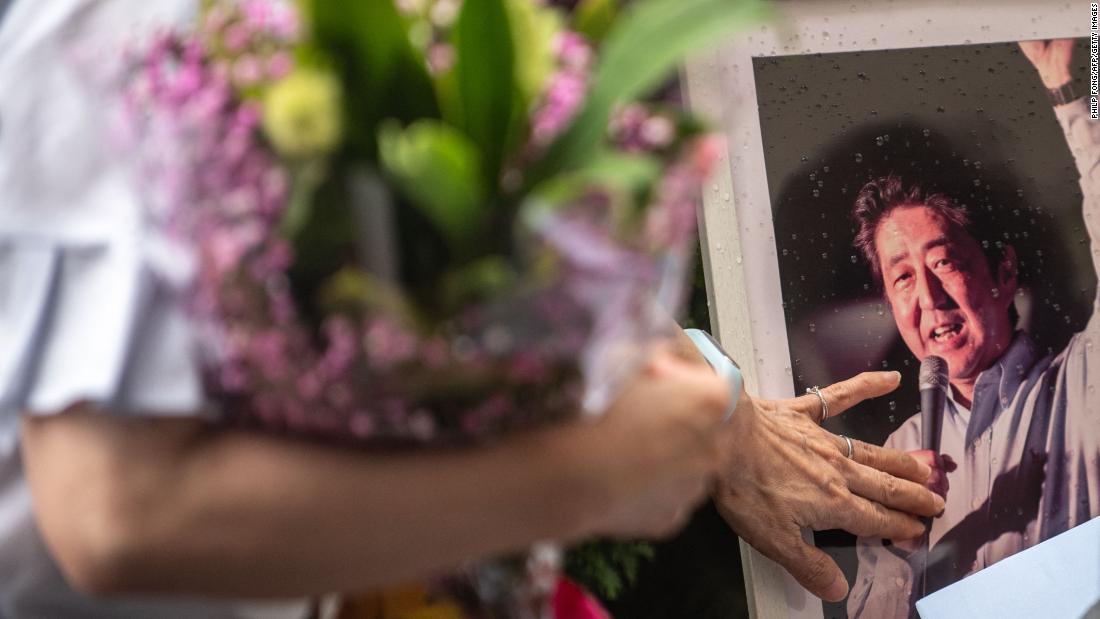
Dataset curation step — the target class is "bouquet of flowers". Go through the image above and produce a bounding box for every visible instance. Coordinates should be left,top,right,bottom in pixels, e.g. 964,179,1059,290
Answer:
116,0,763,615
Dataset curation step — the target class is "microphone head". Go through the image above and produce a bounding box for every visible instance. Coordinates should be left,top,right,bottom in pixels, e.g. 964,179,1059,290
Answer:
919,355,949,391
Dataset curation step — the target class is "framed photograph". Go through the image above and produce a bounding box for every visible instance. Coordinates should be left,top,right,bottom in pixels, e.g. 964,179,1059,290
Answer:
683,2,1093,618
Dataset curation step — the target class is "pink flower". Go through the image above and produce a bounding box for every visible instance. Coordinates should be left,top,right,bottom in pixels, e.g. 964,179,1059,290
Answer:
530,30,592,147
427,43,455,74
241,0,272,30
223,24,252,53
206,228,249,274
509,351,548,382
233,55,264,86
296,372,323,401
364,319,418,368
556,32,592,71
349,413,376,438
532,72,588,145
266,51,293,79
268,6,301,40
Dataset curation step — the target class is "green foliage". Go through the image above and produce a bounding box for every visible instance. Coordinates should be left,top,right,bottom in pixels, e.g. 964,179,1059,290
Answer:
304,0,438,159
527,150,662,230
440,256,519,312
378,120,488,256
528,0,768,189
280,160,328,240
565,539,656,601
293,0,769,328
452,0,517,192
505,0,562,104
319,266,423,325
573,0,619,44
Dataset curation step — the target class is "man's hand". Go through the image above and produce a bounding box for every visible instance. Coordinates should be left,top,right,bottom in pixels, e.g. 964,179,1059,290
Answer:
907,449,956,499
1019,39,1074,90
713,372,945,602
891,450,957,555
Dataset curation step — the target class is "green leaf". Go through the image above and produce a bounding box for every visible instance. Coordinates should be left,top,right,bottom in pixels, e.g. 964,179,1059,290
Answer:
532,150,661,206
573,0,619,44
319,266,422,326
505,0,562,104
528,0,768,188
378,120,487,253
279,160,328,240
580,151,663,193
565,539,656,601
440,255,518,312
452,0,516,191
305,0,438,158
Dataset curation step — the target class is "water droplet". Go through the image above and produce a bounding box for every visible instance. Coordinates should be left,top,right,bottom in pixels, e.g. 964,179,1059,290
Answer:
888,401,897,411
854,152,863,163
809,322,817,333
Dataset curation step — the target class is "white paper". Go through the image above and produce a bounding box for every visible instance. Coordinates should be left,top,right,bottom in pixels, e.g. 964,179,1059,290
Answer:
916,517,1100,619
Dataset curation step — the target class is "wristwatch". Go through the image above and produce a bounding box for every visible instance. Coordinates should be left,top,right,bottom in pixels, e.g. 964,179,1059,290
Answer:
684,329,743,422
1048,80,1083,107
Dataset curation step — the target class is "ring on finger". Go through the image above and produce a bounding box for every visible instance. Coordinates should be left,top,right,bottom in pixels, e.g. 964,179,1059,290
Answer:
839,434,855,460
805,385,830,424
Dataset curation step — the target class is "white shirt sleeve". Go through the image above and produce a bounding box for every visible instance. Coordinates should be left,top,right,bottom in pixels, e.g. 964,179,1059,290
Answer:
0,0,206,446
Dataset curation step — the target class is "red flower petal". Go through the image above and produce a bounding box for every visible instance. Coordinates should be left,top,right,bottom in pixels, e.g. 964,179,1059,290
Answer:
552,578,613,619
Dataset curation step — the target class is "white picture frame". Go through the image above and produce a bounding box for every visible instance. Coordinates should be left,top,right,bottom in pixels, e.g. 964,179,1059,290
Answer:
682,2,1089,618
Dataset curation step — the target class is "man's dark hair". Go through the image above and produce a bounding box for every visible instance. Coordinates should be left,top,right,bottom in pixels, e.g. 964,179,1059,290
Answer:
852,174,973,282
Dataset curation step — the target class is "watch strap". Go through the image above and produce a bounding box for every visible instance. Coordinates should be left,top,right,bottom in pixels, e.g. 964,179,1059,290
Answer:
1049,80,1083,107
684,329,743,422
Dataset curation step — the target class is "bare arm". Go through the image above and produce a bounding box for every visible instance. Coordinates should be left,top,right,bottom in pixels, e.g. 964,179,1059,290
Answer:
22,349,732,599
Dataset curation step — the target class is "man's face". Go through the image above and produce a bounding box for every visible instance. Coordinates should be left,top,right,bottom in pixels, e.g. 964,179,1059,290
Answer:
875,205,1017,383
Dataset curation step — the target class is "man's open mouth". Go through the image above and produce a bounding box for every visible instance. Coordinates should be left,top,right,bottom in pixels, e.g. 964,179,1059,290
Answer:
929,323,963,343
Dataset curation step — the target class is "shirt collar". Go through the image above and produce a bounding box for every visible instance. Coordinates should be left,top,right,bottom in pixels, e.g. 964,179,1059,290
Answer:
962,331,1036,444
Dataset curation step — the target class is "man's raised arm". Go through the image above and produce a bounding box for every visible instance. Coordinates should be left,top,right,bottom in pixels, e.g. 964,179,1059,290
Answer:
1021,40,1100,290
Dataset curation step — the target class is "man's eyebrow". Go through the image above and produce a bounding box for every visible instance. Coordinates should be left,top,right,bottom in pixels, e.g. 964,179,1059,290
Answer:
884,236,952,270
922,236,951,253
887,251,908,269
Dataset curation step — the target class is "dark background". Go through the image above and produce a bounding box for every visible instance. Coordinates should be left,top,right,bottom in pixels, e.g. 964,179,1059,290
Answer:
611,39,1095,619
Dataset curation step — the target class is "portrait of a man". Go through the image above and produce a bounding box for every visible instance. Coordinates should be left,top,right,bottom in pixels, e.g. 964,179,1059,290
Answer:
752,37,1100,618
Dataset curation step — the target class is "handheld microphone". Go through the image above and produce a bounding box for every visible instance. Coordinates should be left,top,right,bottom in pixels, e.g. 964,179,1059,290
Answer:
919,356,949,453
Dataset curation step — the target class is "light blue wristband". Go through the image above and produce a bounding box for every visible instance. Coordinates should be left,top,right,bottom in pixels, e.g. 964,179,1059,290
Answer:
684,329,743,422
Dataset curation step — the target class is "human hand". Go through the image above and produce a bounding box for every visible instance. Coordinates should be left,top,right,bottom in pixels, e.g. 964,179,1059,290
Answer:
908,450,956,499
890,450,956,555
713,372,945,602
1019,39,1074,89
573,345,732,540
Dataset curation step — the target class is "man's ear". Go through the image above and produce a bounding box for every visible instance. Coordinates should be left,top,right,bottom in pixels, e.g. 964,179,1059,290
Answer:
998,245,1019,292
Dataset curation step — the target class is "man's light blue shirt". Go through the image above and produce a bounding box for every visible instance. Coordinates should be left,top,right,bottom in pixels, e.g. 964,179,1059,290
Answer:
849,98,1100,618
